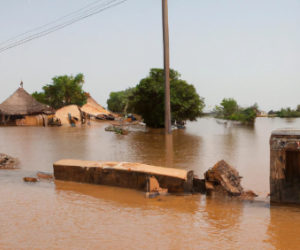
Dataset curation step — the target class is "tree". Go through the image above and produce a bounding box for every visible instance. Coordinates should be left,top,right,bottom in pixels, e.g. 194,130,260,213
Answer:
220,98,238,117
32,73,86,109
107,87,135,113
214,98,257,124
128,68,205,128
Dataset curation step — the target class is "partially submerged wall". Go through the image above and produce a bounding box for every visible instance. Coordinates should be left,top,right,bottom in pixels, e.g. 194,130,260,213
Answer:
270,129,300,204
53,159,194,193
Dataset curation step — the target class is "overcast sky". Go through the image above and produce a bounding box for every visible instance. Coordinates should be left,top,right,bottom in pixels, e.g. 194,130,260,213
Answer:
0,0,299,111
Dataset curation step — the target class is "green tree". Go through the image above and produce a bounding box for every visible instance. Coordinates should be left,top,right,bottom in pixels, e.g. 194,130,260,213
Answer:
214,98,257,124
32,73,86,109
220,98,238,117
128,68,205,128
107,87,135,113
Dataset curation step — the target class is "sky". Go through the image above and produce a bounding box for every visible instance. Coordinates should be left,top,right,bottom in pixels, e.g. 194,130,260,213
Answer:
0,0,299,112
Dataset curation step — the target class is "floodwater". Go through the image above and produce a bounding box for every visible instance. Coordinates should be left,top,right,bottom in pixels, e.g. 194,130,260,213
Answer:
1,117,300,249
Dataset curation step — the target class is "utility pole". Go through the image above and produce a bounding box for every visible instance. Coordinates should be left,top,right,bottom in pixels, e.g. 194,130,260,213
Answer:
162,0,172,134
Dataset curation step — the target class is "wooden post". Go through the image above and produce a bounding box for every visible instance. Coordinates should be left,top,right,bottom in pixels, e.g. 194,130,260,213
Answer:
162,0,172,134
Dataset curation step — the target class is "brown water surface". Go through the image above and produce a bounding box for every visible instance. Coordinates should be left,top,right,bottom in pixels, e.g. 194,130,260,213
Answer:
1,117,300,249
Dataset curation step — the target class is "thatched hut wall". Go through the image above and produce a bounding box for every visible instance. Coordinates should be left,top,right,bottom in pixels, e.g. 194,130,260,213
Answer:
54,105,82,126
0,87,54,126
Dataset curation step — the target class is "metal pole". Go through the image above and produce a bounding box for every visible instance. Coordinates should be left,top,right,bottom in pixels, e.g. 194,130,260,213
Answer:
162,0,172,134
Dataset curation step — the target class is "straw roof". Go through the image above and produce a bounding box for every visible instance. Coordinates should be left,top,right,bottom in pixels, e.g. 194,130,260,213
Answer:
81,95,112,116
0,87,54,115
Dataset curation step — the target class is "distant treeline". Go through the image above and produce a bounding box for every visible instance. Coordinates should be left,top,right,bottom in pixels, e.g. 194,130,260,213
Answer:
269,106,300,118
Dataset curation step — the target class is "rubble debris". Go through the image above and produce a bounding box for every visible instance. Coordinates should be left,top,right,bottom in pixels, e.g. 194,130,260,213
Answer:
205,181,215,191
146,176,168,198
204,160,243,196
23,177,38,182
37,172,54,180
0,153,19,169
204,160,257,198
240,190,258,200
105,125,129,135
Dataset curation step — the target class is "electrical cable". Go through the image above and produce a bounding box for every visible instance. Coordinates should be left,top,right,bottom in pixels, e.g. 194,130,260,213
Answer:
0,0,107,46
0,0,127,54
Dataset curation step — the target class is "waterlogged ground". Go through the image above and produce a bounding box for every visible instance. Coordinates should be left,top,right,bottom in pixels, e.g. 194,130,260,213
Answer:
1,117,300,249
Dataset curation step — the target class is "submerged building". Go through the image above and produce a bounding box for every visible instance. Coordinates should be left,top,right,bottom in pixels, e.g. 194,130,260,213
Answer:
0,85,54,126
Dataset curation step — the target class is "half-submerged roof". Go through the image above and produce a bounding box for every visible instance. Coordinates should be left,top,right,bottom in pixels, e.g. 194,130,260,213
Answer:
81,94,112,116
0,87,54,115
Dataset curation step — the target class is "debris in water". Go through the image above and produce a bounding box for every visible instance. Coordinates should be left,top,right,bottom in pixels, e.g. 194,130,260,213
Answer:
105,125,128,135
23,177,38,183
37,172,54,180
0,153,19,169
204,160,257,198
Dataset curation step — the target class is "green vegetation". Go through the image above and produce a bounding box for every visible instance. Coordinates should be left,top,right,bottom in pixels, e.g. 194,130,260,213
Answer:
275,107,300,118
107,68,205,128
128,68,205,127
32,73,86,109
107,87,135,113
214,98,257,124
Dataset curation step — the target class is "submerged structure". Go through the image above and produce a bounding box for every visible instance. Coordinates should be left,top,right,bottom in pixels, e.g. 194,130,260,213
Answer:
0,85,53,126
270,129,300,204
54,159,194,194
81,94,115,120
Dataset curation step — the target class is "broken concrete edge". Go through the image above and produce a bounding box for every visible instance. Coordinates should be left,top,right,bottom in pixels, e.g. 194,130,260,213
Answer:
53,159,191,181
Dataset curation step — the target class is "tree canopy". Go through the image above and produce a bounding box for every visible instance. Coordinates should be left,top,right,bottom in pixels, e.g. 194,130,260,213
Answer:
32,73,87,109
127,68,205,128
107,87,135,113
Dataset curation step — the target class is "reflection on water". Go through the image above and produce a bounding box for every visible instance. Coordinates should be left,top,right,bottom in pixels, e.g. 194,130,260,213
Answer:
1,117,300,249
268,204,300,249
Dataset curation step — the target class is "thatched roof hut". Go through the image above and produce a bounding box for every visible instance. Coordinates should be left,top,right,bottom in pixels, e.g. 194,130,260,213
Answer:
0,87,53,116
81,94,115,119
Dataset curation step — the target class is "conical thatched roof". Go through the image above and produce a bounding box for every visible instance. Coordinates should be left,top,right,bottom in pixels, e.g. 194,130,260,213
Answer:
0,87,54,115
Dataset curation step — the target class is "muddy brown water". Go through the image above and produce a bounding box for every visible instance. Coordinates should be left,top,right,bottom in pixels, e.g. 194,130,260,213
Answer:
1,117,300,249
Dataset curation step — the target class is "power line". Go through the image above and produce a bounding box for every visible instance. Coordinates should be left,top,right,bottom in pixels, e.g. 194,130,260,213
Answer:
0,0,127,54
0,0,124,52
0,0,107,46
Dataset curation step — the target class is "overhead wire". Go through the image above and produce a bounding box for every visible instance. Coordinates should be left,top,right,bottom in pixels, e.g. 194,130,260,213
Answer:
0,0,108,46
0,0,123,51
0,0,127,54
